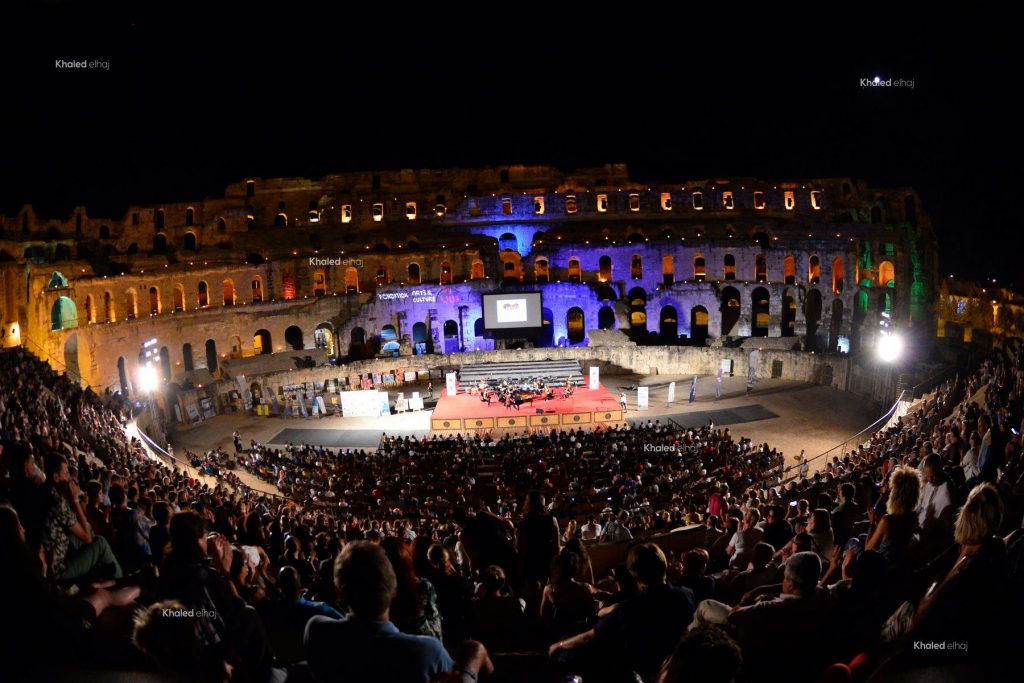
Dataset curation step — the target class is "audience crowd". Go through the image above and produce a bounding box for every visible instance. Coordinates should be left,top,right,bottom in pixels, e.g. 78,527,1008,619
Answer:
3,340,1024,682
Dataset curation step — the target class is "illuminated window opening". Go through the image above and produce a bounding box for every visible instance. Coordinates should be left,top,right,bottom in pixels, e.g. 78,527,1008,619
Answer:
372,203,384,221
811,190,823,210
631,254,643,280
568,258,581,283
662,254,674,285
533,197,545,214
435,203,447,217
440,261,452,285
405,202,417,220
628,193,641,211
691,192,704,210
755,254,767,282
566,195,578,214
722,191,735,210
660,193,673,211
724,254,736,281
197,281,209,307
784,191,795,210
471,260,485,279
753,191,766,209
809,256,821,284
693,255,706,282
501,198,512,215
783,255,796,284
597,194,608,212
341,204,353,223
535,258,549,283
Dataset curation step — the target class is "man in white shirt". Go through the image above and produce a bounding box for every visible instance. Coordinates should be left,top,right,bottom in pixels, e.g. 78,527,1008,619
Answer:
726,509,764,569
580,514,602,541
918,453,955,556
961,431,982,483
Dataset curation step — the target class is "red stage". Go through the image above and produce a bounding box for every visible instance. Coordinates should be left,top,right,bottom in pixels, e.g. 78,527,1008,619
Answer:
430,384,624,433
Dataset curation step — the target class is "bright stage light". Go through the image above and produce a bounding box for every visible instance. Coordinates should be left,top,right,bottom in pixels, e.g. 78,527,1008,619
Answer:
138,364,160,393
877,333,903,363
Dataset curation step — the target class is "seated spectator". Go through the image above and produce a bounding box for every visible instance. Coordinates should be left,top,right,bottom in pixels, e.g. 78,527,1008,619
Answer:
916,452,956,559
550,543,696,683
381,536,444,640
305,541,492,683
580,514,602,541
425,543,473,645
887,483,1011,678
148,500,172,567
761,505,794,552
42,452,122,582
729,542,780,602
133,600,231,683
470,565,525,652
540,550,600,635
807,508,836,566
107,482,154,572
676,548,715,605
657,625,743,683
830,483,860,549
865,465,920,573
728,552,830,680
261,565,342,663
823,550,898,664
726,509,764,570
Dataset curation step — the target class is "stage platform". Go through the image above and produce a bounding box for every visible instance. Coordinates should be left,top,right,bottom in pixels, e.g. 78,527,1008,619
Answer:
431,384,623,433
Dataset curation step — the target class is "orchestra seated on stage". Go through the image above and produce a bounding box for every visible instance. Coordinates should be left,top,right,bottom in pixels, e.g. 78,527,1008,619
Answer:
472,375,581,409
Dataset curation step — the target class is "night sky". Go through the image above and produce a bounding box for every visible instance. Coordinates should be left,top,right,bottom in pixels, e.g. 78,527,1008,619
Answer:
2,7,1016,283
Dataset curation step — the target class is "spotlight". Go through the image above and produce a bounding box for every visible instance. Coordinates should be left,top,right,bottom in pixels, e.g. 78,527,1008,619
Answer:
877,333,903,363
138,364,160,393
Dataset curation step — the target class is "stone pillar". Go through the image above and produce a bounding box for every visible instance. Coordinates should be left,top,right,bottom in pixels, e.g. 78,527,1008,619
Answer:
738,286,752,336
427,308,440,354
768,286,782,337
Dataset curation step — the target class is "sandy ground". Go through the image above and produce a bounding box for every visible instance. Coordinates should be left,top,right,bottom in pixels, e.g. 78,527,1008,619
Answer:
167,374,882,495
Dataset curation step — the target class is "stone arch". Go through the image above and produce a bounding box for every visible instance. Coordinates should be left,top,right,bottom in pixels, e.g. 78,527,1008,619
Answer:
182,343,194,372
599,255,613,282
153,232,168,253
752,231,770,251
83,294,95,324
313,270,328,295
104,290,115,322
408,262,421,284
659,305,678,341
117,356,128,394
808,255,821,284
250,276,263,303
598,305,616,330
662,254,675,285
784,255,796,285
148,286,160,314
197,280,209,307
596,284,617,302
125,289,138,319
254,329,272,355
690,305,709,344
439,261,452,285
285,325,304,350
205,339,218,371
567,307,585,345
782,287,797,337
498,232,518,252
173,284,186,311
751,286,770,337
829,299,844,351
755,253,767,282
628,287,648,333
540,307,555,347
878,260,895,288
471,259,485,279
412,322,429,354
443,319,459,353
183,231,198,252
64,333,80,381
314,322,337,356
693,254,705,282
832,256,845,294
160,346,172,381
720,286,741,336
805,288,823,341
344,267,359,293
223,279,236,306
630,254,643,280
534,258,549,283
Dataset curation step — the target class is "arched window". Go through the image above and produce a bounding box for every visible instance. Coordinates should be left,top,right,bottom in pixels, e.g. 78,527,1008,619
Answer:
808,256,821,284
755,254,767,283
51,296,78,331
720,286,741,336
205,339,218,372
275,213,288,227
375,267,388,286
535,258,549,283
439,261,452,285
250,277,263,303
183,232,197,252
566,307,585,345
471,260,485,279
84,295,95,324
631,254,643,280
104,291,115,322
724,254,736,281
408,263,421,284
751,287,770,337
149,286,160,315
282,273,296,300
693,254,705,282
285,325,304,350
568,258,581,283
662,255,674,286
253,330,272,355
313,270,327,296
784,255,796,285
198,281,209,307
185,207,195,226
182,343,194,372
832,257,845,294
223,279,236,306
153,233,168,253
878,261,895,287
344,267,359,293
174,284,186,311
125,290,137,320
599,255,612,282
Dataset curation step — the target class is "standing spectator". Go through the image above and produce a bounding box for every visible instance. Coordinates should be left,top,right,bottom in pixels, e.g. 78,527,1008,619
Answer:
599,510,633,544
961,431,982,486
830,483,860,549
517,490,560,608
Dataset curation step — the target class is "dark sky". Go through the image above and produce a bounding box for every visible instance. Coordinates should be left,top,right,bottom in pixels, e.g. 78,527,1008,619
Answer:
2,6,1017,282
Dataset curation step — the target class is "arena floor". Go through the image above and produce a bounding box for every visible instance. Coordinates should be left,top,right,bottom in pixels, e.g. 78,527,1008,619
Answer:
165,373,883,497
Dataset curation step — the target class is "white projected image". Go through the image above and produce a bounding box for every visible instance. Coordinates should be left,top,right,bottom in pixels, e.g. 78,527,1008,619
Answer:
496,298,529,323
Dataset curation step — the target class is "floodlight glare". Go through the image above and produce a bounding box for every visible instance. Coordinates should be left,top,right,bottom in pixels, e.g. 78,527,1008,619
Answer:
138,364,160,393
877,333,903,363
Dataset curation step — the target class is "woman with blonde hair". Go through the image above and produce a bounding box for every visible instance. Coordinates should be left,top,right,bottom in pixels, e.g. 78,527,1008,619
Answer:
865,465,920,570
